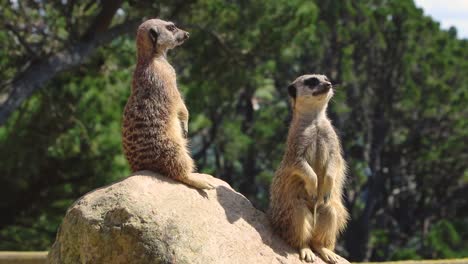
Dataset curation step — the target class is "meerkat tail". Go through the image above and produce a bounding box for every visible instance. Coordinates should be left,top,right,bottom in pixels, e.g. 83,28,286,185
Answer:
179,174,215,190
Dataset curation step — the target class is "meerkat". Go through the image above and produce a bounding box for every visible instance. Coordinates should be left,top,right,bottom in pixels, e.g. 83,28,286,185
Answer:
122,19,214,190
269,74,349,263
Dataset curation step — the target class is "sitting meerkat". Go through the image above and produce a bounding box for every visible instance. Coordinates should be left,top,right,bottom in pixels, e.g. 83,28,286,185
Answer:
122,19,214,190
269,74,348,263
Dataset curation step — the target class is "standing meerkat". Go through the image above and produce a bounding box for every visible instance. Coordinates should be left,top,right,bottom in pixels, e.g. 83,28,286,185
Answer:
122,19,214,190
269,74,348,263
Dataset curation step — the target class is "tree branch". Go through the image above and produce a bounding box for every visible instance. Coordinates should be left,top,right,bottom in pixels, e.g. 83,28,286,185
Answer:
4,23,38,58
82,0,123,41
0,19,140,126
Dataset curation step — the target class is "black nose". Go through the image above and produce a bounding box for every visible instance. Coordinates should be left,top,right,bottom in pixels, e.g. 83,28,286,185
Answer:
325,82,332,87
184,32,190,39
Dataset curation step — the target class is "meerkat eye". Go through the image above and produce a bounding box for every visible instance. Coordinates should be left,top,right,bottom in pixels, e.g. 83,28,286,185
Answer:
304,77,320,87
166,25,177,32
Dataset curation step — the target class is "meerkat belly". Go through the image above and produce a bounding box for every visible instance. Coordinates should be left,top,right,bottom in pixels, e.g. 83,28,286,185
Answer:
167,111,185,140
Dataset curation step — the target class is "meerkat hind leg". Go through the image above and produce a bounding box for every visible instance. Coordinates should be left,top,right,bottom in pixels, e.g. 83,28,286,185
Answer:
293,203,316,262
311,204,340,264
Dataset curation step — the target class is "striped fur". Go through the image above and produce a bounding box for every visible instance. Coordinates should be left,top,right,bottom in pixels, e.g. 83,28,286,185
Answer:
122,19,214,190
269,74,348,263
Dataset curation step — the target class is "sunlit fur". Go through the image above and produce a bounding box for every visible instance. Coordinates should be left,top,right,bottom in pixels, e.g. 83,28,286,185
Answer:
269,74,349,263
122,19,214,190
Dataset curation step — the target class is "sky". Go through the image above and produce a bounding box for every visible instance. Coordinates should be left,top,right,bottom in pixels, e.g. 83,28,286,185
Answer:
414,0,468,39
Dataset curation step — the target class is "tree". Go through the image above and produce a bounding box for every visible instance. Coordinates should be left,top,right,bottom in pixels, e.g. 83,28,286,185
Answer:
0,0,466,260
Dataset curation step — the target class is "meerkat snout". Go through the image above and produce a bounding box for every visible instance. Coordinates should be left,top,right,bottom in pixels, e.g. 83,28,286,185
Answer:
175,31,189,44
312,81,332,96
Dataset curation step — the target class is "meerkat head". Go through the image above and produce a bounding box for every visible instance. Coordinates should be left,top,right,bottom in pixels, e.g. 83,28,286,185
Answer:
136,18,189,58
287,74,333,111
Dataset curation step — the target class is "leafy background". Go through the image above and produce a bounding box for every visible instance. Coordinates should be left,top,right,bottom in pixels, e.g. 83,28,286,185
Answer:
0,0,466,261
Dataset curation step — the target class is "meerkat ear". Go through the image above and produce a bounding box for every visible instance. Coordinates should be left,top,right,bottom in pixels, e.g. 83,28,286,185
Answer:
149,28,159,44
288,84,296,99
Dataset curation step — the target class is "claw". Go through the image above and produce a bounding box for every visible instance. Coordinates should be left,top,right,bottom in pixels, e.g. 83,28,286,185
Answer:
314,247,340,264
204,182,216,190
300,248,316,262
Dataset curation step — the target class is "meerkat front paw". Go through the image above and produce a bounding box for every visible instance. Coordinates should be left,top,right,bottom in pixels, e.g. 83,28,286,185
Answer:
180,120,188,138
300,247,316,262
305,183,318,202
303,172,318,201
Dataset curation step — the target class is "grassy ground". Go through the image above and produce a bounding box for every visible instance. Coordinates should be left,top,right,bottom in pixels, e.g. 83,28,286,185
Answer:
357,259,468,264
0,252,47,264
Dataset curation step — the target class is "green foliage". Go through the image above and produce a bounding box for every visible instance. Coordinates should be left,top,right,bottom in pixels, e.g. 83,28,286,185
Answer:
425,220,468,258
0,212,63,250
0,36,134,250
0,0,467,261
392,249,423,261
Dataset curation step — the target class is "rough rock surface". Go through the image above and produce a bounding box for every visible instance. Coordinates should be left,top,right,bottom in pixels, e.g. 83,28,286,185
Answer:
47,171,349,264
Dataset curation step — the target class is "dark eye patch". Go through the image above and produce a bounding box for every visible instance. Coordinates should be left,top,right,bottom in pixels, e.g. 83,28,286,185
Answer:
166,24,176,32
303,77,320,87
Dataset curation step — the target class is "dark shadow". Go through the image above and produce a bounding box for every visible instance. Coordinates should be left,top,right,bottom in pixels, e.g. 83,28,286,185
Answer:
195,188,209,199
215,185,295,258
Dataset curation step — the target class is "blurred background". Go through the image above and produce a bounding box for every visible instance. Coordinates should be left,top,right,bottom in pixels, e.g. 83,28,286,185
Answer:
0,0,467,261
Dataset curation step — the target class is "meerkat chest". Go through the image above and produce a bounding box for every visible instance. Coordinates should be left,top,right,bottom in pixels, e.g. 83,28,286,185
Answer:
304,123,333,173
153,60,177,85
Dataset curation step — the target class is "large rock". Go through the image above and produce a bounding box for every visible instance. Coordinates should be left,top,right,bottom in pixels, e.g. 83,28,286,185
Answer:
47,171,349,264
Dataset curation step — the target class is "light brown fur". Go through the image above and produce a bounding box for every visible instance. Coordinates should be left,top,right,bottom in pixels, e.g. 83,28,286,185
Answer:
269,74,349,263
122,19,214,190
